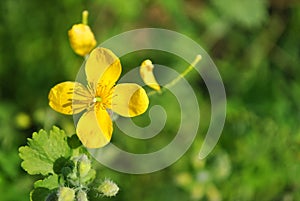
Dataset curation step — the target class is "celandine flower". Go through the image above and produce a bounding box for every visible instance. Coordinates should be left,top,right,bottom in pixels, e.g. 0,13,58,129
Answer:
48,47,149,148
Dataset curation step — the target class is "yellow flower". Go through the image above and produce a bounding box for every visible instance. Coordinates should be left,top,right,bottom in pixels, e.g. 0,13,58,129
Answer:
140,59,161,91
68,24,97,56
48,47,149,148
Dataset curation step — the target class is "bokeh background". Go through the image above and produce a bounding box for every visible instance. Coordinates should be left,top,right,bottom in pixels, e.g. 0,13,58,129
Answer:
1,0,300,200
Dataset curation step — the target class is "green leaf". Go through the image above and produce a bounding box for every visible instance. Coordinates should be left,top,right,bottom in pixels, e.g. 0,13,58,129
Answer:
34,175,59,190
53,157,75,176
67,134,82,149
30,188,57,201
19,126,72,175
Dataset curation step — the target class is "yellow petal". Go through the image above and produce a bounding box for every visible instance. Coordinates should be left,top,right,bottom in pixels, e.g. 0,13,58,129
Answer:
48,81,92,115
140,59,161,91
85,47,121,87
76,107,113,148
68,24,97,57
111,83,149,117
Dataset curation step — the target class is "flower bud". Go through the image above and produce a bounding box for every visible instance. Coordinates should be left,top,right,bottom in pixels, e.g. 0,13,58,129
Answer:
78,154,91,178
57,187,75,201
68,24,96,56
140,59,161,91
77,190,88,201
98,179,119,197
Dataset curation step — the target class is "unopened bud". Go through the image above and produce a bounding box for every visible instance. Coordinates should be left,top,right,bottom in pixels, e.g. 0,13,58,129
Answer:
98,179,119,197
68,24,97,56
77,190,88,201
78,154,91,178
140,59,161,91
57,187,75,201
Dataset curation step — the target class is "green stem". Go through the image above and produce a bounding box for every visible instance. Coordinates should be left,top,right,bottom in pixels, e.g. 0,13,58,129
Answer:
147,54,202,97
82,10,89,25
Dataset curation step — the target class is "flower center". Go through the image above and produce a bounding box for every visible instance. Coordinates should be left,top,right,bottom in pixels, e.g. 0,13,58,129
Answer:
93,97,102,103
94,83,114,109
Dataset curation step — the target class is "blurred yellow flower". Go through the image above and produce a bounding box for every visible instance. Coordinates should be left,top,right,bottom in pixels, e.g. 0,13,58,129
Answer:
48,47,149,148
140,59,161,91
68,11,97,57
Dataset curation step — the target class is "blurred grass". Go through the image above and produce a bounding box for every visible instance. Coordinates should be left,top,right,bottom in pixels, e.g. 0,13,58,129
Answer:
0,0,300,200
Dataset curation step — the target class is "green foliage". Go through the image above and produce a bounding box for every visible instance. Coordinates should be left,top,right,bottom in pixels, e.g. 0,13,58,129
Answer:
211,0,268,28
1,0,300,200
30,188,57,201
19,127,72,175
34,175,59,190
19,127,118,201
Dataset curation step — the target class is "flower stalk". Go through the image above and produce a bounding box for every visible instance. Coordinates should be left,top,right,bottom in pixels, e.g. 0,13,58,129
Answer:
82,10,89,25
147,54,202,96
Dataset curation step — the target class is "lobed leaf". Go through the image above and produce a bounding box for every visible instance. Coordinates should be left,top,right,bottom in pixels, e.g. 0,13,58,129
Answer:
19,126,72,175
34,174,59,190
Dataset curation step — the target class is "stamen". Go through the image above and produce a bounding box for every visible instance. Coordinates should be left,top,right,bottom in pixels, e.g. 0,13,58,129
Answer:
73,105,89,113
73,90,88,97
87,82,96,95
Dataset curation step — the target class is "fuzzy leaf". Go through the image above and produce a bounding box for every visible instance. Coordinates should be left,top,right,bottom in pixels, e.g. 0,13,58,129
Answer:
19,126,72,175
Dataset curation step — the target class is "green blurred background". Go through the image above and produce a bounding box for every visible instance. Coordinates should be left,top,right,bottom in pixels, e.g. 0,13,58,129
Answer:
1,0,300,200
